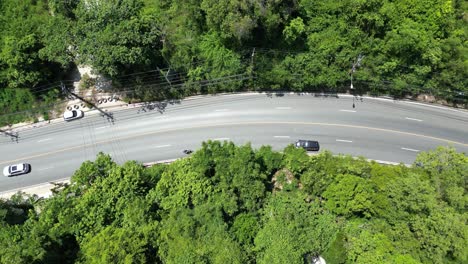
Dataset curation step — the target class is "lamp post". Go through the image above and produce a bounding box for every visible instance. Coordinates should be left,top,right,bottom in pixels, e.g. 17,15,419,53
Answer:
350,72,355,108
350,54,364,108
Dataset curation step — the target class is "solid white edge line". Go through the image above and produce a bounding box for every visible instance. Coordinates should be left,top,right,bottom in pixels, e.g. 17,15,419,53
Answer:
275,107,292,109
37,138,52,143
405,117,423,122
152,144,171,148
214,109,229,112
401,147,420,152
212,138,230,141
339,109,356,112
95,126,109,130
338,94,467,114
274,136,290,138
336,139,353,143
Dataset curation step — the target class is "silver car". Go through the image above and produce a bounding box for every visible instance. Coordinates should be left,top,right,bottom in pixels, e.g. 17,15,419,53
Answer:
63,110,84,121
3,163,31,177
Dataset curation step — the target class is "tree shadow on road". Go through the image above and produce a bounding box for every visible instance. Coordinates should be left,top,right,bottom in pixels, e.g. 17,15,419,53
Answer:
137,99,181,114
265,92,285,98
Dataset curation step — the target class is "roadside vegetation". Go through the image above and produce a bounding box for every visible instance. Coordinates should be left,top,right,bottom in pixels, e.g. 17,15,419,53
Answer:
0,0,467,126
0,143,466,263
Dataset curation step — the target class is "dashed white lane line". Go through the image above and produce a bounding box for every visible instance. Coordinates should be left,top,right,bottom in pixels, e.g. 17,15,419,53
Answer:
37,138,52,143
340,109,356,112
405,117,423,122
152,144,171,148
38,166,54,171
336,139,353,143
212,137,230,141
274,136,290,138
401,147,420,152
275,107,292,110
214,109,229,112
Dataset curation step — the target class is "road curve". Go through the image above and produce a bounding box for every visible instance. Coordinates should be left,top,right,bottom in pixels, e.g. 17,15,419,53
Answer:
0,93,467,192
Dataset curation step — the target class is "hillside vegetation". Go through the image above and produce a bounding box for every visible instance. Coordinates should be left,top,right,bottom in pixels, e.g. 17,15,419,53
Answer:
0,0,467,121
0,142,466,263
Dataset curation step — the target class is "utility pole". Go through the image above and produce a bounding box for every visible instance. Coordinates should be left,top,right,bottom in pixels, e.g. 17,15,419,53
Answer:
250,47,256,89
158,67,172,87
0,129,19,143
61,82,114,123
350,54,364,108
251,47,256,66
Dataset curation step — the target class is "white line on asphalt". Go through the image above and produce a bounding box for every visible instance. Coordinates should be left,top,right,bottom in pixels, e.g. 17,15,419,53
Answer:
212,137,230,141
38,166,54,171
336,139,353,143
214,109,229,112
401,147,420,152
402,100,468,114
340,109,356,113
152,144,171,148
274,136,290,138
95,126,109,130
275,107,292,110
405,117,423,122
37,138,52,143
338,94,468,114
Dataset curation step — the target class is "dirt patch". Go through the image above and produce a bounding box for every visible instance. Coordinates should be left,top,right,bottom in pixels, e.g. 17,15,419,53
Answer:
416,94,437,103
271,169,303,192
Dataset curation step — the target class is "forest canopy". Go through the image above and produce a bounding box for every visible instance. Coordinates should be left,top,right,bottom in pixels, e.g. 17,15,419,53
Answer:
0,143,466,263
0,0,467,108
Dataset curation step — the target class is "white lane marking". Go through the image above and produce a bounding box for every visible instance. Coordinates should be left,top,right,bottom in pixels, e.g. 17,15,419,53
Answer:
37,138,52,143
340,109,356,113
401,147,420,152
152,144,171,148
405,117,423,122
403,101,468,114
95,126,109,130
339,94,468,114
274,136,290,138
275,107,292,110
214,109,229,112
212,137,230,141
336,139,353,143
38,166,54,171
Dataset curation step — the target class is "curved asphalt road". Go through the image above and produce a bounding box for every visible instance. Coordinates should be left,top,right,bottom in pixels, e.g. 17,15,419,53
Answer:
0,93,467,192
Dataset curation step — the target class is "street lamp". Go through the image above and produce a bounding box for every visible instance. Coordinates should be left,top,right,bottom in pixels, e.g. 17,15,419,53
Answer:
350,54,364,108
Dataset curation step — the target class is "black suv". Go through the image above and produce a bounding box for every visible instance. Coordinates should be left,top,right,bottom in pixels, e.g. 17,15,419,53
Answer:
295,140,320,151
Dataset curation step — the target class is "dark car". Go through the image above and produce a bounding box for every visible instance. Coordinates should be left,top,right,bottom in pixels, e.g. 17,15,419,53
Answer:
295,140,320,151
3,163,31,177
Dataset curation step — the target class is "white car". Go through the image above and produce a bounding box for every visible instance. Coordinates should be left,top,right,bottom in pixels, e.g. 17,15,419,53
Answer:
63,110,84,121
3,163,31,177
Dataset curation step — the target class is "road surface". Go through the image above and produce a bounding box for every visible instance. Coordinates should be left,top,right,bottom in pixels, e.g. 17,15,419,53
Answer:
0,93,467,192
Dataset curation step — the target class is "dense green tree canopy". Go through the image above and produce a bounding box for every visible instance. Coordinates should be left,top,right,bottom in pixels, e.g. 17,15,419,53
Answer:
0,0,466,107
0,144,466,263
